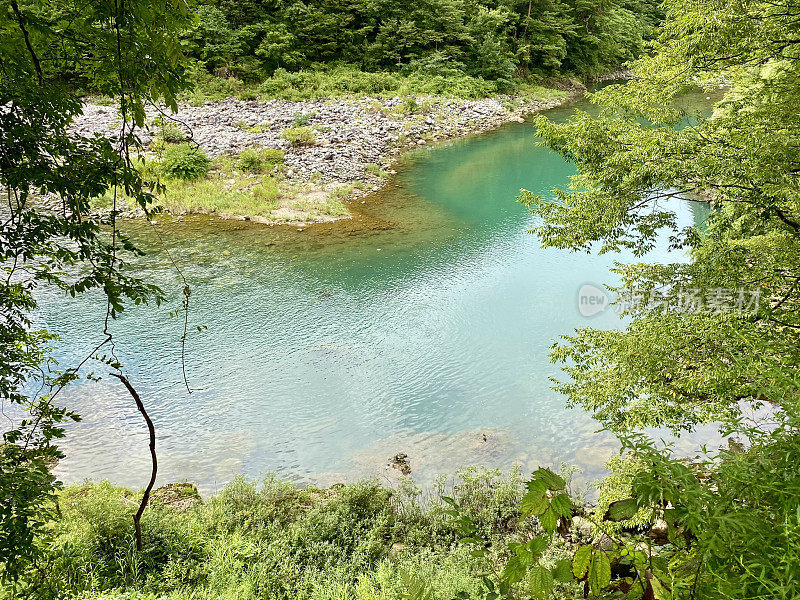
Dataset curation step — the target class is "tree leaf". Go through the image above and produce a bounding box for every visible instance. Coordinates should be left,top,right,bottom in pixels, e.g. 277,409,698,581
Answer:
589,549,611,595
650,575,672,600
532,468,566,490
529,535,549,554
604,498,638,522
552,559,573,583
572,545,592,578
521,488,548,518
502,556,527,585
539,507,558,533
551,493,573,518
529,565,554,600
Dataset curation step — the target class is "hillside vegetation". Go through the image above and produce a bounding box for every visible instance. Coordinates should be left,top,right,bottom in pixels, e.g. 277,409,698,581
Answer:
175,0,658,100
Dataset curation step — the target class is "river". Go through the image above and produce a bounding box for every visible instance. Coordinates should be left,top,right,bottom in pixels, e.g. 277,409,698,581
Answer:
36,90,720,494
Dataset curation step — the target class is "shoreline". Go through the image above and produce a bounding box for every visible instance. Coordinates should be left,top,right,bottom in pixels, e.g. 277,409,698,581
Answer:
68,84,586,227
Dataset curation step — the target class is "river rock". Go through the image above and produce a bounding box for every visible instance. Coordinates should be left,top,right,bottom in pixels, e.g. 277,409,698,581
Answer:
149,482,202,511
389,452,411,475
70,91,577,217
572,515,596,539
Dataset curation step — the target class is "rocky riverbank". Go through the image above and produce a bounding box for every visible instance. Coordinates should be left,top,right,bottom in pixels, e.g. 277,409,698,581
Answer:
70,87,580,225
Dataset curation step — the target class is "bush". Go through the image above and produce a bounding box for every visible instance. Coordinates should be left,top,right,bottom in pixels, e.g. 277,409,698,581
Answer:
255,65,503,100
158,143,211,180
398,96,419,115
31,469,541,600
236,148,284,173
280,126,317,147
292,111,315,127
156,120,187,143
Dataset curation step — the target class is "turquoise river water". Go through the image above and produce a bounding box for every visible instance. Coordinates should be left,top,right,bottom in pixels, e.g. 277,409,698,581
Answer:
36,92,720,494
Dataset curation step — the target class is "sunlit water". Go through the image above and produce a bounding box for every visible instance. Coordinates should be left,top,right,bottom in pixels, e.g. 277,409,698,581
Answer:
32,91,721,494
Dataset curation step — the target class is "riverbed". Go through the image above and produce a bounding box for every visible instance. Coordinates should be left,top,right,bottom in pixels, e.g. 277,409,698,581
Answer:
37,91,722,495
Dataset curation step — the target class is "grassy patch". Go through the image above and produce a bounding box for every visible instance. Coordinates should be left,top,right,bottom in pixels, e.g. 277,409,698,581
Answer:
183,64,568,104
157,171,283,217
365,163,388,178
237,148,285,174
92,150,348,223
26,468,581,600
280,126,317,147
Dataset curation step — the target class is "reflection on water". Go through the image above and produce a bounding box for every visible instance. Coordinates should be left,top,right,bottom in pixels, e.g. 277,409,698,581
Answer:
32,91,726,494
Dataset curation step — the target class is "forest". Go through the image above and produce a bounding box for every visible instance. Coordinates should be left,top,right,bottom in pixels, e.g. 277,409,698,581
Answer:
181,0,661,86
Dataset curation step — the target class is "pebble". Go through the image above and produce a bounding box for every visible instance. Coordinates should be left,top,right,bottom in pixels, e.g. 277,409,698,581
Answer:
71,94,571,204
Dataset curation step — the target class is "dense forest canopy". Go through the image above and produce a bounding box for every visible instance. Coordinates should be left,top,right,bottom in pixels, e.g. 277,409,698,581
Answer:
182,0,662,84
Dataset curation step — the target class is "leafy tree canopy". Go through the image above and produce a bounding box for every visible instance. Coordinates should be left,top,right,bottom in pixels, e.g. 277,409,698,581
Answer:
527,0,800,433
181,0,663,84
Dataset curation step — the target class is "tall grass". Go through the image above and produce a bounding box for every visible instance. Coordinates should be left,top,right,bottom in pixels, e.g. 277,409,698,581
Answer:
20,468,579,600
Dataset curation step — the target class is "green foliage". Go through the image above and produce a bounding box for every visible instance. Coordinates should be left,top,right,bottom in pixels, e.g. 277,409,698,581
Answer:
0,0,189,585
365,163,387,178
13,469,544,600
280,126,317,147
180,0,661,96
0,444,61,584
155,119,187,144
158,144,212,180
525,0,800,433
439,468,583,599
292,111,315,127
399,97,420,115
236,148,283,173
257,65,502,100
498,0,800,594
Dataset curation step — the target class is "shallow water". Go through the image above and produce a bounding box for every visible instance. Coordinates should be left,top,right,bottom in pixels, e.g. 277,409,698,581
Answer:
35,91,720,494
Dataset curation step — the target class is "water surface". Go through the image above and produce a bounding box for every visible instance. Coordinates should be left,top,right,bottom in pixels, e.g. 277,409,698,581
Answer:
36,92,718,493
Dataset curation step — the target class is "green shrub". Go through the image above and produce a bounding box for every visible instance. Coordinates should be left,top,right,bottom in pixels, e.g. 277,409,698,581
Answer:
399,96,419,115
156,121,187,144
292,111,315,127
280,126,317,147
236,148,284,173
32,469,541,600
159,143,211,180
254,65,502,100
259,148,285,164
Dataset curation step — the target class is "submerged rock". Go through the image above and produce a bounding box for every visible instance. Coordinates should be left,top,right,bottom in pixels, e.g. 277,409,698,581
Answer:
389,452,411,475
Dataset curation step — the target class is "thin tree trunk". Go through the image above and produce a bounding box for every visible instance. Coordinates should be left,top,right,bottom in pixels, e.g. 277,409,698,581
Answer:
111,373,157,552
523,0,533,42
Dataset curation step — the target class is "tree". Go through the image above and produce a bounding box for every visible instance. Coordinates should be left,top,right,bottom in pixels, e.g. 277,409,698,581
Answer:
0,0,189,585
519,0,800,593
465,5,517,84
529,0,800,432
515,0,575,74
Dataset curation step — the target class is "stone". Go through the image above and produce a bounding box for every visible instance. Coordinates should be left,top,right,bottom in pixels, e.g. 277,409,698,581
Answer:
572,515,595,539
389,452,411,475
149,482,202,511
648,519,669,545
389,542,406,559
68,92,578,224
596,533,614,551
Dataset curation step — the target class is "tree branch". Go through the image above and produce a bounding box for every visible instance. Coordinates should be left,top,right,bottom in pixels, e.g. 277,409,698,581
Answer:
110,372,157,552
10,0,43,84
